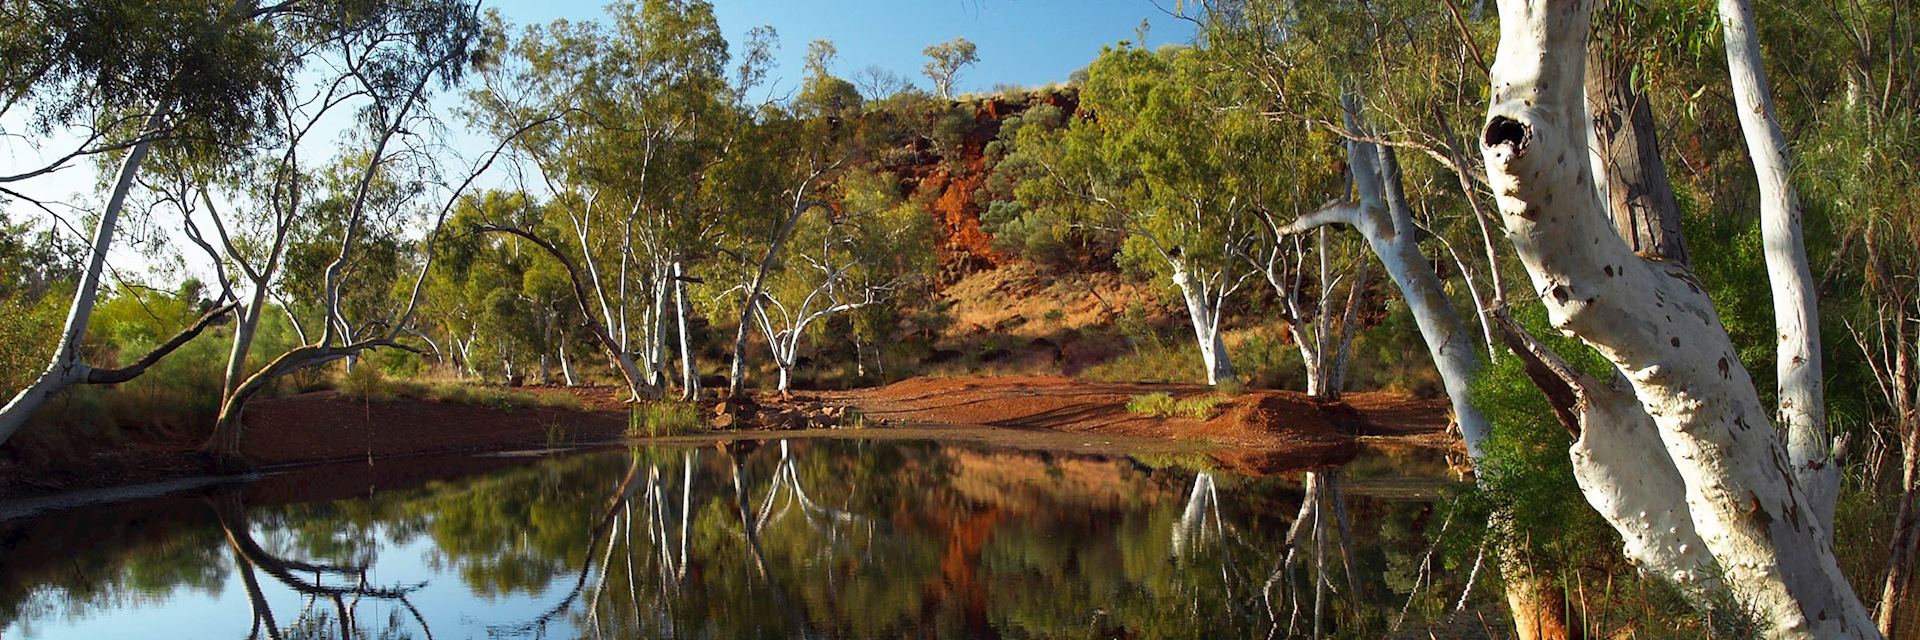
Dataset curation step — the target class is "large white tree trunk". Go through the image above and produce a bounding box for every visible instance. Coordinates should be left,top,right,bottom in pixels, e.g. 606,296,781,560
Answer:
649,266,670,389
1569,376,1721,591
0,106,168,444
1285,92,1492,456
1478,1,1876,635
1171,263,1235,386
1503,312,1720,596
1717,0,1837,528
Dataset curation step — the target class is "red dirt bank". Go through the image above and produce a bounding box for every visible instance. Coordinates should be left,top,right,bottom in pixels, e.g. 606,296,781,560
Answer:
0,377,1449,500
806,376,1449,474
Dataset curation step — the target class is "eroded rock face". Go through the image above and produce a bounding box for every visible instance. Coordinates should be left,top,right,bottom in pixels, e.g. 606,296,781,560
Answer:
880,90,1082,286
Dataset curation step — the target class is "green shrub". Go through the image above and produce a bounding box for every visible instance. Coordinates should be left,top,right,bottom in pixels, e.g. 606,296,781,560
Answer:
842,407,869,429
1344,300,1444,397
336,364,393,401
1233,330,1306,390
1464,305,1619,568
1128,451,1216,473
1126,392,1176,415
1171,394,1228,420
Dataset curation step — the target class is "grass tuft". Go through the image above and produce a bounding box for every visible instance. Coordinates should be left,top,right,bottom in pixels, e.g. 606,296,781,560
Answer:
1127,392,1228,420
1171,394,1229,420
632,401,700,437
1126,392,1176,416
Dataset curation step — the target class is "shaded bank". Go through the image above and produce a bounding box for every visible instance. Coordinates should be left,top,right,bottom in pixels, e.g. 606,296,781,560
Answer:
1,377,1451,501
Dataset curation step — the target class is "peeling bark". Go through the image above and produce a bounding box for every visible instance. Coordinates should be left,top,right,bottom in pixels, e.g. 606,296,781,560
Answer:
1584,20,1687,264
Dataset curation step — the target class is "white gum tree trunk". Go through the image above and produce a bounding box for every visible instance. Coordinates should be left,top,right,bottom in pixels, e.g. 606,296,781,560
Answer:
1248,227,1361,401
0,106,169,444
672,261,700,401
649,264,670,388
1717,0,1837,528
1478,1,1875,635
729,166,835,397
1170,260,1236,386
1496,190,1721,638
1283,92,1492,456
558,337,576,386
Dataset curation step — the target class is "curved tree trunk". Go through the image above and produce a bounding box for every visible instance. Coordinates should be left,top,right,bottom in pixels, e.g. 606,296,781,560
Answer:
1564,24,1723,597
1478,1,1876,635
0,106,170,444
1285,92,1492,457
477,225,648,401
1717,0,1837,529
222,292,268,399
729,167,836,397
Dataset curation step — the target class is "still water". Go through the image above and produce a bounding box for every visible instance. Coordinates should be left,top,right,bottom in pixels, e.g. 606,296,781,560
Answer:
0,439,1458,639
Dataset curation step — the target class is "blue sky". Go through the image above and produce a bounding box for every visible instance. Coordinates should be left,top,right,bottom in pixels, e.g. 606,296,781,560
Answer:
494,0,1198,96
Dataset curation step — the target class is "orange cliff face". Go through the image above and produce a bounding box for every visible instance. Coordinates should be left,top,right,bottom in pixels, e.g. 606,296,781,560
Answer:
884,89,1082,287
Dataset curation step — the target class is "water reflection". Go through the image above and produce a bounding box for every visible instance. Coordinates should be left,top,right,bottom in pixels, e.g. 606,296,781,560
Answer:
0,439,1462,639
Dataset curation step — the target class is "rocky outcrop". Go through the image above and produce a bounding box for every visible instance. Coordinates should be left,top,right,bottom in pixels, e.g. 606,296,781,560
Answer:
880,90,1081,285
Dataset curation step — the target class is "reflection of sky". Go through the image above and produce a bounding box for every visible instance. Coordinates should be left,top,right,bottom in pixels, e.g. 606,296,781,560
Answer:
3,525,582,640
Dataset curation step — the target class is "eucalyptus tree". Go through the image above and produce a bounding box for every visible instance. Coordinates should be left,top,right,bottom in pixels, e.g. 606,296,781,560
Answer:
0,0,315,444
1477,0,1878,634
200,0,497,457
751,170,931,393
921,37,978,100
998,44,1274,386
470,0,737,400
712,48,864,396
427,191,579,382
1198,4,1730,632
138,0,496,411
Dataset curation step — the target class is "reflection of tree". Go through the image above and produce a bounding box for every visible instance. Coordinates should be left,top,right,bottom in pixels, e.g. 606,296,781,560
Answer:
1260,470,1365,639
2,442,1467,639
0,504,229,633
757,440,869,548
208,492,430,640
493,449,643,638
1173,472,1226,559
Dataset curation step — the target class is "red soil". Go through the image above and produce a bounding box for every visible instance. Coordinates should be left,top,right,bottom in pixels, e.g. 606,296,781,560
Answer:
806,376,1450,474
